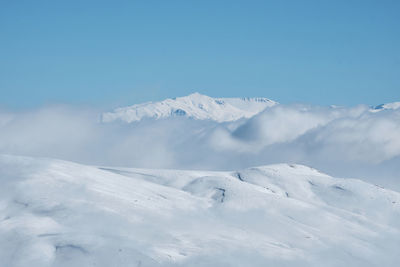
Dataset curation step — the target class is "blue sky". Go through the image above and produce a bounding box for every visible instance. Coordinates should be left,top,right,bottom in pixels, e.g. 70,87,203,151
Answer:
1,0,399,108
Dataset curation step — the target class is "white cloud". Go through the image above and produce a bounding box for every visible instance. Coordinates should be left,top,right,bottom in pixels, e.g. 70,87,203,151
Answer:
0,103,399,189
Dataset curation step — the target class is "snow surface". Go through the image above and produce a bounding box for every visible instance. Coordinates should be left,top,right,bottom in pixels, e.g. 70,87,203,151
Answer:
101,92,277,123
1,154,400,267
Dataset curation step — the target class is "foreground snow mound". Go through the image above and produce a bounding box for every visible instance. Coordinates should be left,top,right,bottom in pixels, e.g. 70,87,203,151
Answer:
101,92,277,123
1,155,400,267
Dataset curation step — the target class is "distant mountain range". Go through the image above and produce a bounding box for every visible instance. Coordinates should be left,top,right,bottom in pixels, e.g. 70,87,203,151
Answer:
372,102,400,112
102,93,400,123
101,92,277,123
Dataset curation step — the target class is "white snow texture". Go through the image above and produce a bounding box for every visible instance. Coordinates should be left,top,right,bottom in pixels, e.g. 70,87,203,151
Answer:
1,154,400,267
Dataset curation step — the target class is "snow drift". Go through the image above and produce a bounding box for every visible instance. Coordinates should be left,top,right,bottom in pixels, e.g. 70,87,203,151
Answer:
1,154,399,267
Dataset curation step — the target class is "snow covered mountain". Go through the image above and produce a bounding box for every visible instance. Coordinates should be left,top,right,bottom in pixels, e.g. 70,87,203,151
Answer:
1,154,399,267
101,92,277,123
371,102,400,112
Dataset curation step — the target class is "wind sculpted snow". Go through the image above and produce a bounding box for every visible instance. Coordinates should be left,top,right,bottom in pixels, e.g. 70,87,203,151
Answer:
1,155,399,267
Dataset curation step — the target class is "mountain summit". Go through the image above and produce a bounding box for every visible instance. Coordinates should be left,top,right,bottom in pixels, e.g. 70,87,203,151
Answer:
372,102,400,112
101,93,277,123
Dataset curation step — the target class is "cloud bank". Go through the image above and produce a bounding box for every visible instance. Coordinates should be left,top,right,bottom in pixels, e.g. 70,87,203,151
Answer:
0,103,399,190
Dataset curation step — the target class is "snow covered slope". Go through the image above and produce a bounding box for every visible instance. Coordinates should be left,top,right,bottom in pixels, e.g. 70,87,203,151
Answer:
1,154,399,267
101,93,277,123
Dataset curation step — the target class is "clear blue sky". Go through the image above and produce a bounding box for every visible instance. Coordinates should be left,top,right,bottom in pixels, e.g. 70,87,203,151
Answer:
1,0,399,108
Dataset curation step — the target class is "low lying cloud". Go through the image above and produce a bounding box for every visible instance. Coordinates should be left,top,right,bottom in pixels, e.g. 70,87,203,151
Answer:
301,110,400,163
0,103,399,190
0,106,214,168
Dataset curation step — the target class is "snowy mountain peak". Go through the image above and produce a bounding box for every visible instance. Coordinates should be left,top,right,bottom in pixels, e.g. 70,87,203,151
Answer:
371,102,400,112
101,93,277,123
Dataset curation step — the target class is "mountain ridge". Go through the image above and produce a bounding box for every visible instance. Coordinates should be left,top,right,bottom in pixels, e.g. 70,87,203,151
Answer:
1,154,399,266
372,102,400,112
101,92,277,123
